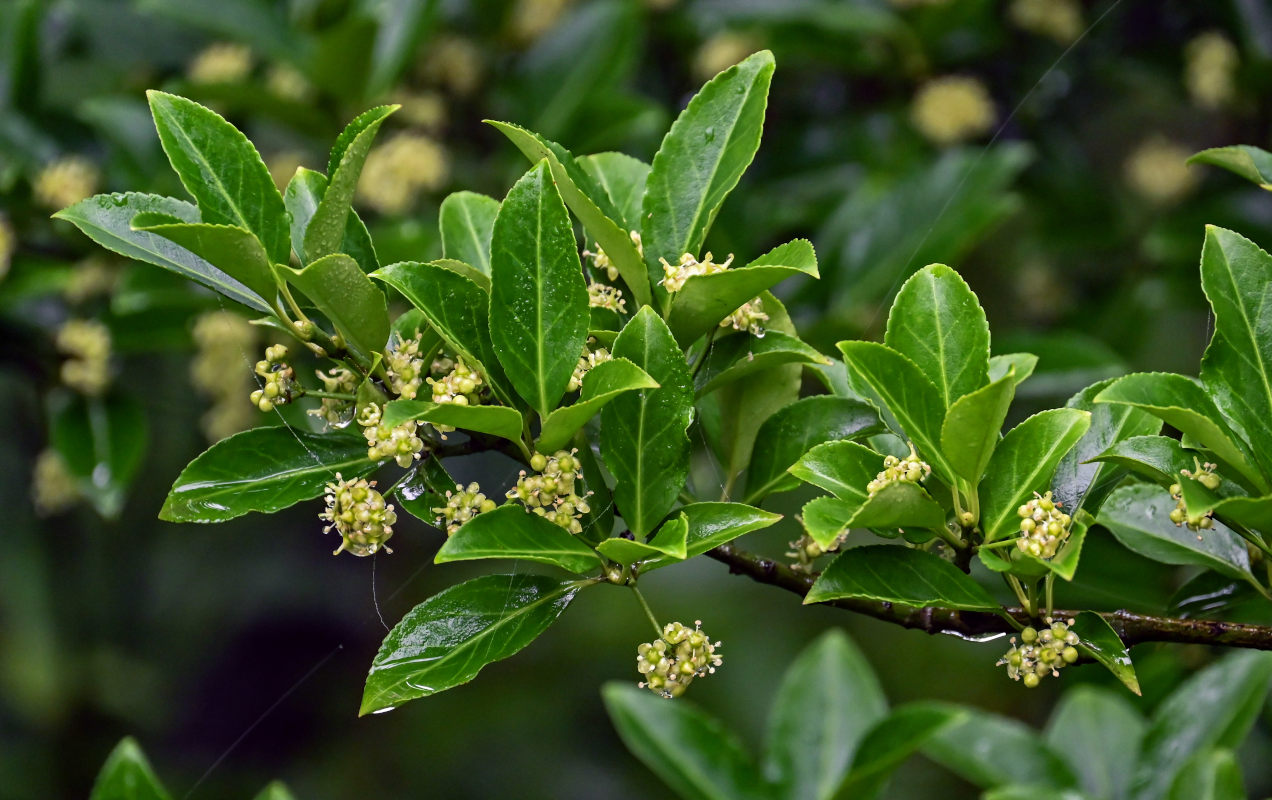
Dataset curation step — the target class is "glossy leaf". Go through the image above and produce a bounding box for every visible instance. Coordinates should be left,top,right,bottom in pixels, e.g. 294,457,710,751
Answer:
940,368,1016,484
1167,750,1246,800
1044,686,1145,800
286,253,389,363
847,482,947,532
251,782,296,800
988,352,1039,386
381,401,525,448
129,215,277,302
601,308,694,537
50,393,147,520
54,193,271,313
160,428,379,523
282,167,377,272
1090,435,1222,490
667,239,819,346
1072,611,1140,695
744,397,883,503
833,703,965,800
1210,494,1272,538
838,340,953,483
923,708,1080,790
805,545,1000,610
596,513,689,565
980,409,1091,542
884,263,989,408
1098,484,1254,584
602,683,769,800
801,496,856,549
361,574,582,713
643,51,775,297
488,120,651,308
790,440,882,504
764,630,888,800
578,151,649,230
642,502,781,570
436,506,602,574
695,329,829,398
439,190,500,275
146,91,289,263
489,161,590,416
1054,379,1162,514
305,105,396,261
1188,144,1272,189
1129,651,1272,800
391,454,454,525
537,357,659,453
90,738,170,800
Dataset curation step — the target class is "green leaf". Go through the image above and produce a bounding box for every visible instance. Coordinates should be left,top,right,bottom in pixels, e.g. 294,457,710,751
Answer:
695,329,829,398
1130,651,1272,800
641,502,781,570
90,737,171,800
805,545,1000,610
815,482,948,536
380,400,525,449
1209,494,1272,539
1054,380,1162,514
1094,373,1266,493
538,357,659,453
578,151,649,230
286,253,389,364
940,368,1016,485
833,703,965,800
923,708,1080,790
1089,435,1237,492
283,167,377,271
439,190,500,276
305,105,396,262
989,352,1039,386
980,409,1091,542
50,393,147,520
790,440,882,503
801,496,855,549
361,574,582,713
251,781,295,800
1072,611,1140,695
765,630,887,800
1098,484,1254,584
390,454,454,525
372,261,514,407
1044,686,1146,800
161,428,379,523
884,263,989,408
146,91,289,264
1188,145,1272,189
602,683,769,800
488,120,651,308
643,50,775,299
596,513,689,566
982,787,1093,800
744,397,883,503
1168,750,1246,800
53,193,271,313
667,239,819,346
129,215,277,303
601,308,694,537
489,161,590,416
435,505,602,574
838,340,954,484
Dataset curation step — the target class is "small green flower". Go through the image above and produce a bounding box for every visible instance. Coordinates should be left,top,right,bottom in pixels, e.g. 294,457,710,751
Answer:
636,621,723,699
320,473,396,556
358,403,426,468
997,617,1080,687
250,344,296,412
507,449,591,534
384,331,431,400
1015,490,1071,559
720,296,769,337
1170,459,1219,532
658,251,733,293
432,482,498,535
866,443,930,496
568,342,612,393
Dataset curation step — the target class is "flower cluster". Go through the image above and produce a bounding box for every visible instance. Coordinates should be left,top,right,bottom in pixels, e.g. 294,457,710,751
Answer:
636,621,723,699
1008,0,1083,45
1015,491,1072,559
57,319,111,395
587,281,627,313
1124,138,1198,204
32,449,80,516
426,357,483,405
358,132,448,215
250,344,296,412
432,482,498,535
568,344,612,393
1169,460,1220,532
658,251,733,293
721,297,769,337
190,311,257,440
585,230,642,282
385,332,431,400
358,404,426,468
998,619,1080,688
320,474,396,556
507,450,591,534
910,76,995,146
188,42,252,84
309,366,359,426
64,257,118,304
1185,32,1239,109
34,156,99,210
866,445,930,496
786,532,845,573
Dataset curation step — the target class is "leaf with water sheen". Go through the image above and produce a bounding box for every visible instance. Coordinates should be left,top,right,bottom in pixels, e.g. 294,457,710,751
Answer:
1072,611,1139,695
923,708,1080,790
578,151,649,230
979,409,1090,542
789,440,883,504
1167,750,1246,800
282,167,377,271
51,393,147,520
381,401,525,449
361,574,582,713
489,161,590,416
801,496,856,549
596,513,689,566
744,397,883,503
695,330,829,398
286,253,390,364
129,215,277,302
90,737,171,800
641,502,781,570
390,454,454,525
305,105,396,262
940,368,1016,485
160,427,380,523
1188,145,1272,189
439,190,500,275
435,506,602,574
989,352,1039,386
536,357,658,453
806,545,1000,610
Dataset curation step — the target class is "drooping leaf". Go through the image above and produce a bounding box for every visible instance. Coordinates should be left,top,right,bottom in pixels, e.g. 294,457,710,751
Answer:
596,513,689,565
439,190,500,275
578,151,650,230
286,253,389,364
940,368,1016,485
602,683,769,800
764,630,888,800
53,193,271,313
1053,379,1162,514
601,308,693,537
1072,611,1140,695
884,263,989,409
90,737,171,800
1167,750,1246,800
537,357,658,453
744,397,883,503
806,545,1000,611
435,505,603,574
381,401,525,449
695,330,829,398
160,428,379,523
146,91,289,263
1044,686,1146,800
641,502,781,570
129,215,277,302
489,161,590,416
980,409,1091,542
923,708,1080,790
1188,145,1272,190
832,703,965,800
305,105,396,261
643,51,775,300
282,167,377,272
50,393,147,520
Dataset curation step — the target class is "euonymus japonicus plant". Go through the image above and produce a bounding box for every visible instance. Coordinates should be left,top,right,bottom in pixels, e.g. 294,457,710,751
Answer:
51,47,1272,719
